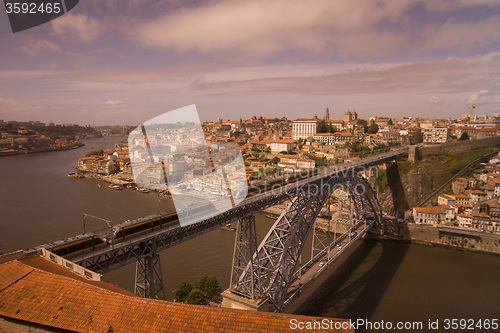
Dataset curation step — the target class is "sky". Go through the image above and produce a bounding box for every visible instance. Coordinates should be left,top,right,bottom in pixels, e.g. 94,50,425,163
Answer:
0,0,500,125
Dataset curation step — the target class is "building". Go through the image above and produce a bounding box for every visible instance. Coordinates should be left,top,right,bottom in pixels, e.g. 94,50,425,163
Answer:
455,126,478,139
344,109,358,122
333,132,354,144
451,181,467,195
257,139,295,153
438,194,456,207
486,176,500,197
457,213,473,228
374,118,391,127
313,133,335,145
486,202,500,222
450,194,470,206
476,127,500,140
471,212,491,230
292,118,318,140
413,205,445,225
278,155,315,172
465,189,486,203
423,127,450,144
439,204,456,224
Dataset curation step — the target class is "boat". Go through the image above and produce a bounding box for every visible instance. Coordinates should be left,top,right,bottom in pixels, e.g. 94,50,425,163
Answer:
97,184,102,188
264,214,277,219
68,172,77,178
109,184,122,190
137,188,150,193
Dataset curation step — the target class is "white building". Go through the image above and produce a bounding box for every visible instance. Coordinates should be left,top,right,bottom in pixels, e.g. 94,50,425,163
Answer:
423,127,450,144
292,118,318,140
457,213,473,228
258,139,295,153
413,205,445,225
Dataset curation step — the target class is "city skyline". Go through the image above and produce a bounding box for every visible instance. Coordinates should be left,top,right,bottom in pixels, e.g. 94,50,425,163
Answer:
1,0,500,125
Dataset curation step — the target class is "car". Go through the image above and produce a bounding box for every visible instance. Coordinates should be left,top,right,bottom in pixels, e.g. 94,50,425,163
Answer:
319,262,325,267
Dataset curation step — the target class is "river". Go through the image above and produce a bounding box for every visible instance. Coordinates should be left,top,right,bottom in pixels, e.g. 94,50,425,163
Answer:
1,136,498,332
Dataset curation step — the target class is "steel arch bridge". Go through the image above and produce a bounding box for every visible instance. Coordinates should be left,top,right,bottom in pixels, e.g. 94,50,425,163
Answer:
229,169,381,312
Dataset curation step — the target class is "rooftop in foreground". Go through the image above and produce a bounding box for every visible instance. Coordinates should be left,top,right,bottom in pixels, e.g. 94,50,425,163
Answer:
0,256,353,332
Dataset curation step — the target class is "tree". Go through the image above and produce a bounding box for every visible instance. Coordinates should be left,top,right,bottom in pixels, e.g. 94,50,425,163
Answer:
175,281,193,302
265,146,271,153
270,156,280,164
368,122,379,134
251,146,261,152
357,119,368,132
460,132,470,141
186,288,206,305
317,120,327,133
195,274,221,300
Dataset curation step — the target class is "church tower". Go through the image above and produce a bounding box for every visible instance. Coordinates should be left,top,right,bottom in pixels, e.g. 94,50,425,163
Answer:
325,108,330,121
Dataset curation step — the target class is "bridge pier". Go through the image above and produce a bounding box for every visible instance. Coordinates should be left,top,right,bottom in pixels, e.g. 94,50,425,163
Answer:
134,240,165,300
229,214,259,299
221,289,268,311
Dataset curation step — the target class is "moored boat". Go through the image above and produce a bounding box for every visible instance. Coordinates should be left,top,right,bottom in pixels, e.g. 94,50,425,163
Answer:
109,184,122,190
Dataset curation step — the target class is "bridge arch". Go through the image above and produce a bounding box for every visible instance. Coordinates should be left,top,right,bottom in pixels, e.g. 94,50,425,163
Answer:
230,168,381,312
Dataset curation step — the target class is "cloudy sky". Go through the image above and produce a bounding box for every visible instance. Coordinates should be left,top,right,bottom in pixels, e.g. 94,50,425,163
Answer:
1,0,500,125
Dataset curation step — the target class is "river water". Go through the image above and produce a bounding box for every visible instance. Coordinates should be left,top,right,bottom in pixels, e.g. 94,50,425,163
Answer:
1,136,498,332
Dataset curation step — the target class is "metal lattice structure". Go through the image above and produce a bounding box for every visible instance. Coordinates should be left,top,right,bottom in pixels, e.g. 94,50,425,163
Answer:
229,215,259,299
48,149,404,301
134,253,165,300
231,171,381,312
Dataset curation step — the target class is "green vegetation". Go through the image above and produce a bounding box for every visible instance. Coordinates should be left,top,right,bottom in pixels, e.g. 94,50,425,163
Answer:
378,161,414,191
25,123,101,140
317,120,337,133
175,281,193,302
459,132,470,141
443,147,495,176
85,149,104,157
357,119,368,132
174,274,222,305
368,122,379,134
269,156,280,164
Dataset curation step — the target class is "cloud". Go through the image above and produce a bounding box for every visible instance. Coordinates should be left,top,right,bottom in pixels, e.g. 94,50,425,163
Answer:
194,52,500,97
427,96,443,105
51,13,103,43
21,38,60,57
133,0,500,59
104,100,123,106
468,90,496,105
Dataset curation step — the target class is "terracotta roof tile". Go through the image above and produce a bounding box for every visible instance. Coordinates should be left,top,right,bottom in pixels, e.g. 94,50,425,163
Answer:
0,258,352,332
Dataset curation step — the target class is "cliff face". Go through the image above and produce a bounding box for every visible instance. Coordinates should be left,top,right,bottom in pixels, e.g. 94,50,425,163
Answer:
378,154,453,214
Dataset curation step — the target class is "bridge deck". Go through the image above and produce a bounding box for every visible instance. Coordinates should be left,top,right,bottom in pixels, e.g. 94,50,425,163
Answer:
35,148,406,273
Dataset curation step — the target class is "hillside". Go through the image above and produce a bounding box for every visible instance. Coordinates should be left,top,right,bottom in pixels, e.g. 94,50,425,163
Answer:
378,147,497,214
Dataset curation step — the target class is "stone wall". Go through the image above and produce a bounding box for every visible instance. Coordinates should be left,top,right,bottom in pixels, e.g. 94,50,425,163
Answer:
367,221,500,254
409,136,500,162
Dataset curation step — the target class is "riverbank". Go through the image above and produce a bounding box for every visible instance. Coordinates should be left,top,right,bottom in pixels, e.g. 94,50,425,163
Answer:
0,142,85,157
366,220,500,255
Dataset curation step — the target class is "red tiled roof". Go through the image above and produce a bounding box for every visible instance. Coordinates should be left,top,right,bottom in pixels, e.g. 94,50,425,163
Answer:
0,258,352,332
414,205,444,214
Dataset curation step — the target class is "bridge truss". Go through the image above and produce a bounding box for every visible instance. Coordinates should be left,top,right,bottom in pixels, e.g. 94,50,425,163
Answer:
229,170,381,312
56,149,399,301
